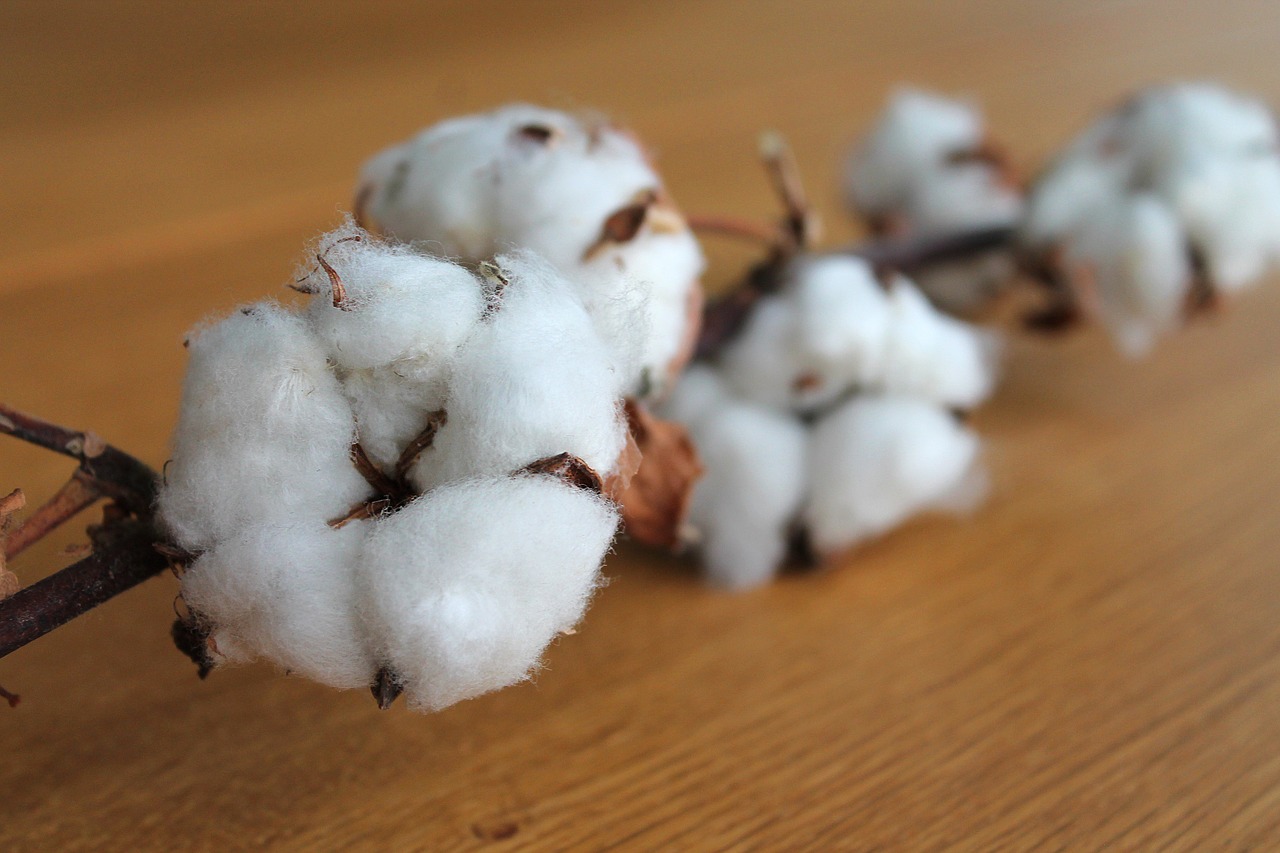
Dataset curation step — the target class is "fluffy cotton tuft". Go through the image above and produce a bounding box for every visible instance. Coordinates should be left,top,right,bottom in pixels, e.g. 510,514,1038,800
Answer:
845,88,1023,313
803,396,984,556
410,251,629,491
158,226,631,710
1023,82,1280,353
359,476,618,711
356,103,705,398
719,256,998,414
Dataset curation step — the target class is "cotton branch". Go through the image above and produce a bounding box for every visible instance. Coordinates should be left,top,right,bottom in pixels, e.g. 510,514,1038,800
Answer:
0,404,164,670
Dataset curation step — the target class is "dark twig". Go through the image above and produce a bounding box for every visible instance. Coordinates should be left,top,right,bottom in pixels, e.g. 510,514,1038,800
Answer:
394,410,448,482
0,404,157,513
0,517,168,659
4,471,102,560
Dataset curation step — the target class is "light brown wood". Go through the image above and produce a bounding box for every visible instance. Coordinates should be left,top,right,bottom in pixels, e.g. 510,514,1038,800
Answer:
3,1,1280,849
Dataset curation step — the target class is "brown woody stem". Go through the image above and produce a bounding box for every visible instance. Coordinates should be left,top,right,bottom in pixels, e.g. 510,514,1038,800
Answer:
4,472,103,560
0,518,168,659
0,404,157,512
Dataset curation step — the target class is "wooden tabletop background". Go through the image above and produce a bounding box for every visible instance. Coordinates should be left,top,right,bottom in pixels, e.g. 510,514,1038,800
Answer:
3,2,1280,850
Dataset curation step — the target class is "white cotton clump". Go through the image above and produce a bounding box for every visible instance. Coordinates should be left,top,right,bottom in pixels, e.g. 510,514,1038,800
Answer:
411,251,629,491
845,88,986,218
803,396,984,556
359,476,618,711
1063,192,1190,356
844,89,1022,313
182,522,374,689
719,256,998,413
302,223,484,372
157,303,370,551
1023,82,1280,353
680,401,808,590
357,104,705,398
157,225,630,710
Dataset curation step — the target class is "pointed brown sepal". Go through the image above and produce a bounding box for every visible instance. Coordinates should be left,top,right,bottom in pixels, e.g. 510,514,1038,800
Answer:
371,667,404,710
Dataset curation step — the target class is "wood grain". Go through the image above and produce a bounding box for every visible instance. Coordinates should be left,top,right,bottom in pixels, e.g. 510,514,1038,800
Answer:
3,1,1280,849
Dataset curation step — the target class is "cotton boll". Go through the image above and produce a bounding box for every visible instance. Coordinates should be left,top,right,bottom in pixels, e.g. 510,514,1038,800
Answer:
157,303,370,551
302,225,485,372
846,88,985,219
878,278,1001,408
1173,155,1280,294
359,475,618,711
182,521,375,689
803,396,983,556
684,402,808,590
410,252,629,491
908,162,1022,234
1064,192,1191,356
356,104,705,398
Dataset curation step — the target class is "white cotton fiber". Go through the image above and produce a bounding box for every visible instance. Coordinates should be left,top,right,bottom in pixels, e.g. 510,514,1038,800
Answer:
1023,82,1280,352
876,275,1001,408
182,521,374,689
302,223,484,372
410,252,629,491
845,88,985,219
718,257,998,414
683,402,809,590
157,302,369,551
358,475,618,711
356,104,705,398
802,396,984,556
657,362,731,429
1064,192,1190,356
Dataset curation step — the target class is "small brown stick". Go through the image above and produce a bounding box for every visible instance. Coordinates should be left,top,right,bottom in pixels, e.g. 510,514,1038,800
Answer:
316,254,349,310
0,404,156,512
759,131,819,251
327,498,391,530
0,517,168,659
4,471,102,560
686,213,789,249
349,442,400,499
394,410,448,481
519,452,604,495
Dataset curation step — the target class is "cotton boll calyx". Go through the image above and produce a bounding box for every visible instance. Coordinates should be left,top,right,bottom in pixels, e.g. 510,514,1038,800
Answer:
1022,82,1280,353
359,475,618,712
680,401,808,590
410,251,631,492
157,302,370,551
803,396,984,557
356,103,705,398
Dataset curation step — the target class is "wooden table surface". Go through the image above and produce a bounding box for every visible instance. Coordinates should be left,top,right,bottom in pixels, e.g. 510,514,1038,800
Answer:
3,2,1280,849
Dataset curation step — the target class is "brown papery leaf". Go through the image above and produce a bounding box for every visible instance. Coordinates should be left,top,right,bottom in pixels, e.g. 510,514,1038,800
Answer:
617,399,703,550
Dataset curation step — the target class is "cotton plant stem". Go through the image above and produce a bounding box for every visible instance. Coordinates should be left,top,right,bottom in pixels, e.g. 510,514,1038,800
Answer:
4,472,103,560
0,404,157,512
0,405,165,666
0,518,168,659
